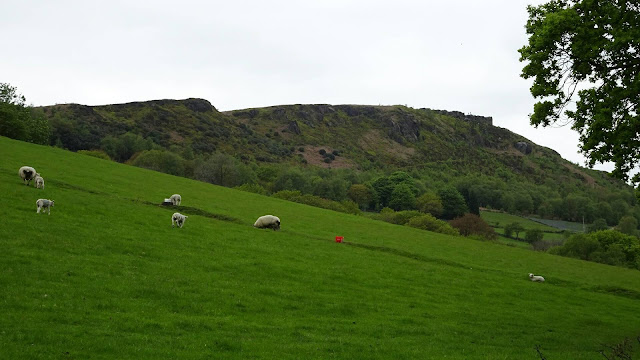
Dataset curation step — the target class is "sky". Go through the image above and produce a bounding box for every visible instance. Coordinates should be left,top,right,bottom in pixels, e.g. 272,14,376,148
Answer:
0,0,615,173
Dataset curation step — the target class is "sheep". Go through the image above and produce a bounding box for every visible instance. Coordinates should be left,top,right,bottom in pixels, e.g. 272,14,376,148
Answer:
36,199,55,215
529,273,545,282
35,175,45,189
169,194,182,206
19,166,37,186
171,212,188,228
254,215,281,231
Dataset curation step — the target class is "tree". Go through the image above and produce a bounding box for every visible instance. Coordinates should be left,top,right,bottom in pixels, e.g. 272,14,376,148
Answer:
587,218,609,233
450,213,497,240
0,83,50,144
348,184,374,210
525,229,544,244
389,183,417,211
416,191,443,217
438,187,468,220
504,222,525,240
519,1,640,185
616,215,638,237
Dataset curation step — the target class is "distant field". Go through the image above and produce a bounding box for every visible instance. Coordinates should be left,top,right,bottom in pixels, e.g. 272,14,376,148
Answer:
481,210,567,243
2,136,640,359
527,217,587,233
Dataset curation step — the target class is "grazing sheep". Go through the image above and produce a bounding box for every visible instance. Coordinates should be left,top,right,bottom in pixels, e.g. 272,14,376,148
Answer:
254,215,281,231
35,175,45,189
36,199,55,215
529,273,545,282
171,212,188,228
169,194,182,206
19,166,37,186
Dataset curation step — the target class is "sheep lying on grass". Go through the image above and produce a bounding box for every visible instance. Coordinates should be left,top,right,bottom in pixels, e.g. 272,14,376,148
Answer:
254,215,281,231
169,194,182,206
172,212,188,228
19,166,37,186
529,273,545,282
36,199,55,215
35,175,45,189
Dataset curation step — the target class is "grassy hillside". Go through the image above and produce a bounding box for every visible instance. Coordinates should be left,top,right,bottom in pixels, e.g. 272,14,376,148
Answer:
2,136,640,359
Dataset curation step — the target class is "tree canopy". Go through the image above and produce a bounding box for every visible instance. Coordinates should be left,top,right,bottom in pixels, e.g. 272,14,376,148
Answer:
519,1,640,185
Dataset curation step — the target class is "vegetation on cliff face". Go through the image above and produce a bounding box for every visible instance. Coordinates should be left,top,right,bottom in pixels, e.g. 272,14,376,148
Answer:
1,89,638,234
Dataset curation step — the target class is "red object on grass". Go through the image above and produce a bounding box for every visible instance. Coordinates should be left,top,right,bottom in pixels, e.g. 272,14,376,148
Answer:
335,236,343,243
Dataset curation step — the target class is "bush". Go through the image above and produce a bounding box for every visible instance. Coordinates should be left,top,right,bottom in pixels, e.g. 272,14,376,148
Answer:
450,213,497,240
234,183,267,195
77,149,111,160
131,150,185,176
319,149,327,155
524,229,544,244
407,214,460,236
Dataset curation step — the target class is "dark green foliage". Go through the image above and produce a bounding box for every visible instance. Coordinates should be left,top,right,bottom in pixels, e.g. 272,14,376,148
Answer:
438,187,468,220
525,229,544,244
389,183,417,211
588,218,609,233
549,230,640,269
101,132,155,162
0,83,50,144
616,216,639,237
131,150,186,177
195,153,256,187
319,149,326,155
504,222,525,240
519,0,640,185
348,184,375,211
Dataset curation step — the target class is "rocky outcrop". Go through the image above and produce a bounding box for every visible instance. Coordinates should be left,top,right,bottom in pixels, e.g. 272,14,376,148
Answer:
428,109,493,126
514,141,532,155
287,120,301,135
384,109,420,143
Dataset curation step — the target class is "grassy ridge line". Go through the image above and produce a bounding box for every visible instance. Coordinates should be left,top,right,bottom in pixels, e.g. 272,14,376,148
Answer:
2,136,640,358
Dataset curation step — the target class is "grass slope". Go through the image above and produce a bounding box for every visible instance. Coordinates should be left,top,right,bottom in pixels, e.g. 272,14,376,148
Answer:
1,136,639,359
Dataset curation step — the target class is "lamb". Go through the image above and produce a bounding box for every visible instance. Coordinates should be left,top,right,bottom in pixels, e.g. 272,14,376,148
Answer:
171,212,188,228
19,166,37,186
253,215,281,231
169,194,182,206
36,199,55,215
529,273,545,282
35,175,45,189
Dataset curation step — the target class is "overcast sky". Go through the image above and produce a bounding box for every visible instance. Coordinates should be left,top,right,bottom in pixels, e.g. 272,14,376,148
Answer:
0,0,616,173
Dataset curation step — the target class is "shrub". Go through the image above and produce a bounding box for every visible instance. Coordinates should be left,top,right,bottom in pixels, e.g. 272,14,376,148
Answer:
524,229,544,244
450,213,497,240
77,149,111,161
234,183,267,195
504,222,525,239
407,214,460,236
319,149,327,155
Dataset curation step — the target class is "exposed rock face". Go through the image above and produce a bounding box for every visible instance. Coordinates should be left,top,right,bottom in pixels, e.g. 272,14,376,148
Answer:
287,120,301,135
515,141,532,155
428,109,493,126
183,98,216,112
384,110,420,143
272,108,287,120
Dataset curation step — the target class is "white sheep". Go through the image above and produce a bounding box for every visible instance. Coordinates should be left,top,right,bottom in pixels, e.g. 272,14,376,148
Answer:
19,166,37,186
529,273,545,282
172,212,188,228
169,194,182,206
36,199,55,215
35,175,45,189
254,215,281,231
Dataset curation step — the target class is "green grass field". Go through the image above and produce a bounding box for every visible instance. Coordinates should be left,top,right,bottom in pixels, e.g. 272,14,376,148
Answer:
481,210,567,244
2,136,640,359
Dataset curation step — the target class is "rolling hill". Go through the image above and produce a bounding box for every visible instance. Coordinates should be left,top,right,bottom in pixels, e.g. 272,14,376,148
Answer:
1,135,640,359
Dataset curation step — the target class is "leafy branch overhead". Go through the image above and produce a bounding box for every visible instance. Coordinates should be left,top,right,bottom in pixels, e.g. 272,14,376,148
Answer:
519,0,640,185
